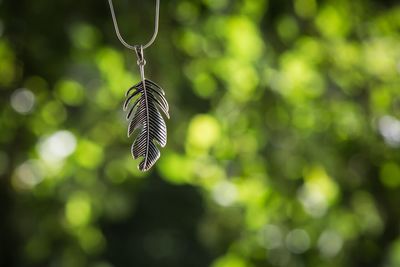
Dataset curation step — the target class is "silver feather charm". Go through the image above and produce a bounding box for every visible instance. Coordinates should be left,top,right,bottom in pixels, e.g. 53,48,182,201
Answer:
123,46,169,171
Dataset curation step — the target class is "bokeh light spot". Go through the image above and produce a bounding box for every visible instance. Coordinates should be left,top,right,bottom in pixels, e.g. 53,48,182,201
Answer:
226,16,263,61
38,130,77,164
75,139,104,169
187,114,221,152
66,192,92,227
294,0,317,18
378,115,400,147
298,166,338,217
192,72,217,98
277,16,299,42
261,224,283,250
12,160,43,190
315,5,350,38
69,23,100,50
10,88,35,114
212,181,237,206
318,230,343,258
285,229,311,254
158,152,193,184
176,1,199,24
77,226,105,254
212,253,247,267
55,80,85,106
41,101,67,126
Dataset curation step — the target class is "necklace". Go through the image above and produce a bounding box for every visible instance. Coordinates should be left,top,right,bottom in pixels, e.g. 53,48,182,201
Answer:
107,0,170,172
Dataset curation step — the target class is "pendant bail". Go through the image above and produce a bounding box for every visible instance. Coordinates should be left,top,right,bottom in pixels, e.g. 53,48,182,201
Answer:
134,45,146,66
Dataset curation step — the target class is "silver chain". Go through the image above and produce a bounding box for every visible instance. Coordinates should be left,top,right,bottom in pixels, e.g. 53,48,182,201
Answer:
107,0,160,50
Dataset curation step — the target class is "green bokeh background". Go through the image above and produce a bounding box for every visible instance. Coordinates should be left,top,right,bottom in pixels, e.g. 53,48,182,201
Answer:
1,0,400,266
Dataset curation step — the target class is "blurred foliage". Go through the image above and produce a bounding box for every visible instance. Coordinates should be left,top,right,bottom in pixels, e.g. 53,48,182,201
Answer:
0,0,400,266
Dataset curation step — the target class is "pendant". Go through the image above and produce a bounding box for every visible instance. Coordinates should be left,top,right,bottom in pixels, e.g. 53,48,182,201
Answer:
123,45,170,171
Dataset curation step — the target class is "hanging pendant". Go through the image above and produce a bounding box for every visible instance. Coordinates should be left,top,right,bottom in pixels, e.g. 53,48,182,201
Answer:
123,45,170,171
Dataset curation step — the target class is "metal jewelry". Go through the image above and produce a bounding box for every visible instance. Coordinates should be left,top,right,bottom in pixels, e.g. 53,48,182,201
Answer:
107,0,169,171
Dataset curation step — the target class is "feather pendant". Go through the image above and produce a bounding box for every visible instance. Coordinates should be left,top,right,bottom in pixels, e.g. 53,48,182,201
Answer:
123,78,170,171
